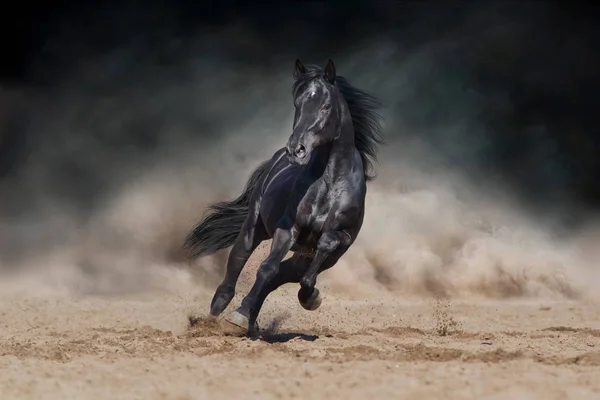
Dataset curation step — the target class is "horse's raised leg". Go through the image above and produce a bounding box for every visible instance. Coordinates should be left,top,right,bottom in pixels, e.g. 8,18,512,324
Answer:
298,230,351,310
209,217,268,319
247,254,311,329
220,226,295,335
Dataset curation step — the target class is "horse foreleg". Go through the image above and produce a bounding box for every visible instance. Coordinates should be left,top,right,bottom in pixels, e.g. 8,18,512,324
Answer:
220,226,295,336
298,230,351,311
209,214,268,319
244,255,312,336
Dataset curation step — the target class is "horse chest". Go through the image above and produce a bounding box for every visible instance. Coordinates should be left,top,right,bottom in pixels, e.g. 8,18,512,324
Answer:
293,207,329,255
297,183,347,230
293,190,350,256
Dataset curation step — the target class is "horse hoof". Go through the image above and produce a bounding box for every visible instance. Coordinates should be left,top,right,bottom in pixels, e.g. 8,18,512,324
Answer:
300,287,322,311
220,310,250,336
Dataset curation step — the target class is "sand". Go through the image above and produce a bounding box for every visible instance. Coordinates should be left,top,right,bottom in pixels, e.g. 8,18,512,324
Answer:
1,257,599,400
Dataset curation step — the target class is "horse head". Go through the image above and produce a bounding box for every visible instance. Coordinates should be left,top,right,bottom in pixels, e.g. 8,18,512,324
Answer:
286,59,344,166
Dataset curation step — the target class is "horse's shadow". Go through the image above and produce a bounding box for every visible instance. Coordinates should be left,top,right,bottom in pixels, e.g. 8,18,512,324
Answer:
252,332,319,344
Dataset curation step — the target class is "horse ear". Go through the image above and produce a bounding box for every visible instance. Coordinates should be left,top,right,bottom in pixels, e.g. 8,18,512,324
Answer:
294,59,307,80
324,59,336,83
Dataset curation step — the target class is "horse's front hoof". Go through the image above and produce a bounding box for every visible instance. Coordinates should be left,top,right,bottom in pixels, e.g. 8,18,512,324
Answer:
299,287,322,311
220,310,249,336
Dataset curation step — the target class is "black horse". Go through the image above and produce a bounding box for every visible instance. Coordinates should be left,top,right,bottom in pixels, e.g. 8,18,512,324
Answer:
184,59,384,335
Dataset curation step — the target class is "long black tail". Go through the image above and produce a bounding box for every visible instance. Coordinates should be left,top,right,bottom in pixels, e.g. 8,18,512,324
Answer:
182,159,271,259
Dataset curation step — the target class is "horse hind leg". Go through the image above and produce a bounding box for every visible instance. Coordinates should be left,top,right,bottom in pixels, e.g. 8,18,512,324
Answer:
209,217,268,319
220,254,311,336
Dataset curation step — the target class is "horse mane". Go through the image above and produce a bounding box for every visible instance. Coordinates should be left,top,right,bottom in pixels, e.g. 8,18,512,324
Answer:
292,65,385,181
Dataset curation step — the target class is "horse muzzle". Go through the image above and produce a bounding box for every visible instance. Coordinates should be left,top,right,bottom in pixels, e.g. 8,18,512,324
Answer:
286,143,309,165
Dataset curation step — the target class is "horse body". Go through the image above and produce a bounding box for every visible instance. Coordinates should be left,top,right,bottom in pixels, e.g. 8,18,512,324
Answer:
260,141,366,255
184,59,383,336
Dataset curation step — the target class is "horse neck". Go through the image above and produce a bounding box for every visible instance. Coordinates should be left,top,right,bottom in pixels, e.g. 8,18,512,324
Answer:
322,113,356,183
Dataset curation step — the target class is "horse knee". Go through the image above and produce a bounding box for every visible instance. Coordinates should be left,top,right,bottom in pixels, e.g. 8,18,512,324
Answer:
256,260,279,282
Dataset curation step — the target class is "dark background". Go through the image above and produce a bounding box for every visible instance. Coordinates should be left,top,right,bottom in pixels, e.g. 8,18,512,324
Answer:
1,0,599,233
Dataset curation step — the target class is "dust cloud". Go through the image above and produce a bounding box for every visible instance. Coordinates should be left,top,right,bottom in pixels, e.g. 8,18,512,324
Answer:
0,27,598,306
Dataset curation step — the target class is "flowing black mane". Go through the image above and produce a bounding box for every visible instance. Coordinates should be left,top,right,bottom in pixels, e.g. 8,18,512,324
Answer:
292,65,385,181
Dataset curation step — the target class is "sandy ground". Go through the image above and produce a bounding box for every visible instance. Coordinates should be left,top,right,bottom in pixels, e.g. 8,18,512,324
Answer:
1,266,599,400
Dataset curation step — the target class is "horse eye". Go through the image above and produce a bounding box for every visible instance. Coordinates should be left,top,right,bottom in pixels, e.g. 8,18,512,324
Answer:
322,103,331,111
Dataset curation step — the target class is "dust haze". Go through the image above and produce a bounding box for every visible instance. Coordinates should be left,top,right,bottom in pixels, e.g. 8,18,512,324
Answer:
1,7,598,309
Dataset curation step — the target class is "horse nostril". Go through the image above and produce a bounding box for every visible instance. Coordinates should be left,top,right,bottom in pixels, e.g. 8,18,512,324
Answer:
295,144,306,159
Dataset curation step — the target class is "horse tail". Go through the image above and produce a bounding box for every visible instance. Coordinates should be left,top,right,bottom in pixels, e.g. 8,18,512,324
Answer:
182,158,271,259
